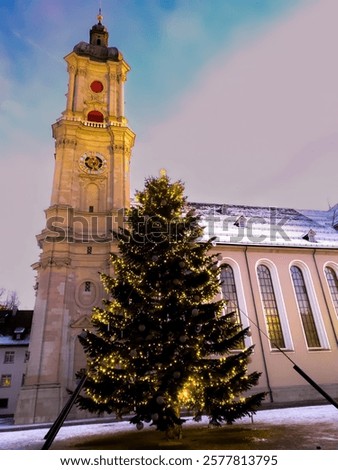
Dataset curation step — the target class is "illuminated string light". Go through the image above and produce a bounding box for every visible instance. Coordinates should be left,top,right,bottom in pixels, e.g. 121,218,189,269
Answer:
77,174,265,430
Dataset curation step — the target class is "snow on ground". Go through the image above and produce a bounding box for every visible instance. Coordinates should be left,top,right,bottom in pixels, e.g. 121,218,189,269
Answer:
0,404,337,450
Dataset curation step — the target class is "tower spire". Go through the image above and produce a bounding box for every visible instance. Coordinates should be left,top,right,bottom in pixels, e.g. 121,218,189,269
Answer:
97,6,103,24
89,4,109,48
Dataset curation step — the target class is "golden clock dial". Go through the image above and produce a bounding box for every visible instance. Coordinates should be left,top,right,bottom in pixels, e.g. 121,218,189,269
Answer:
79,152,107,174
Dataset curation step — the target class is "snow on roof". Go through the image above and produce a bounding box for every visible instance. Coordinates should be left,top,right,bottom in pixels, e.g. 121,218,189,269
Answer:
0,335,30,346
191,202,338,248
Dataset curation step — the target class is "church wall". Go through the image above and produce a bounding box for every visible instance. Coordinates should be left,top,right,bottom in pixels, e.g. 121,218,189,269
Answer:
216,244,338,405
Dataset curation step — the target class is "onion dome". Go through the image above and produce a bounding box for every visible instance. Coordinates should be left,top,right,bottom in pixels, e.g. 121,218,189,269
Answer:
73,9,123,62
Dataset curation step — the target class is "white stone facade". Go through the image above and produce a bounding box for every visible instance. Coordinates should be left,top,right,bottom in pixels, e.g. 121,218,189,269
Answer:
15,17,135,424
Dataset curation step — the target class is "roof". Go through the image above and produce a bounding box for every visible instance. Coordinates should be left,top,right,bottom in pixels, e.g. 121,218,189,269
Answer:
0,334,30,346
72,17,122,62
0,309,33,338
191,202,338,249
73,42,121,62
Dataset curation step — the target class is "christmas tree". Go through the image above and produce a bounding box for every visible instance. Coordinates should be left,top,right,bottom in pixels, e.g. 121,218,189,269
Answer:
77,173,266,433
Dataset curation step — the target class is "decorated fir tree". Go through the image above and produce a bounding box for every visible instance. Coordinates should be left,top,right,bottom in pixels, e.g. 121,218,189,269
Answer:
77,173,266,432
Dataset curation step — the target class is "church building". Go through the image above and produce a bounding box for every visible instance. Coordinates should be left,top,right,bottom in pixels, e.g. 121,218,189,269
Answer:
15,14,338,424
196,202,338,405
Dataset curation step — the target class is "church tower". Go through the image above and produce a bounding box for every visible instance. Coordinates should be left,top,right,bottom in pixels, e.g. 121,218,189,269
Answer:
15,12,135,424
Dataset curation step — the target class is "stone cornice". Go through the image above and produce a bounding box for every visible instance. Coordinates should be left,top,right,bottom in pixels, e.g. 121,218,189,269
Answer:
39,256,72,269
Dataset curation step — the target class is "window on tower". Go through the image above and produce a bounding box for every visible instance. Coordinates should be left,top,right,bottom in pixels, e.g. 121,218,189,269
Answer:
90,81,104,93
87,110,104,123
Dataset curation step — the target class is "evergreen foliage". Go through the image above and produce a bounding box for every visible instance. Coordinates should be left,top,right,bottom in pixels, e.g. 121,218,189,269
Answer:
77,174,266,431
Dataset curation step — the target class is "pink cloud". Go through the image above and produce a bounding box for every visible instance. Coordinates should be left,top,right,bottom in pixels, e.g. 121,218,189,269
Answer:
132,0,338,210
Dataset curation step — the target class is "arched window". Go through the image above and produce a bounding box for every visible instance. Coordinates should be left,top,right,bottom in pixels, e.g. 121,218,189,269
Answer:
257,264,285,349
290,266,320,348
220,264,243,349
221,265,240,320
325,266,338,316
85,183,99,212
87,110,104,123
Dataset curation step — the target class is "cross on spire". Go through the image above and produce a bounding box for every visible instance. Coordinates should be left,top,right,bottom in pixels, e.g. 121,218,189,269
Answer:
97,6,103,24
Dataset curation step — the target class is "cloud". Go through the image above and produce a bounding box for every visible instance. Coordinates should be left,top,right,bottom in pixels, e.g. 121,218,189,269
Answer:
163,11,205,42
126,0,307,133
0,99,26,119
0,146,53,309
131,0,338,210
0,43,12,100
11,29,64,64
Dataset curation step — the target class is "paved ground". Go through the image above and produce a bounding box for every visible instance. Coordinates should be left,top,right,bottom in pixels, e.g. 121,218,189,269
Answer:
1,404,338,450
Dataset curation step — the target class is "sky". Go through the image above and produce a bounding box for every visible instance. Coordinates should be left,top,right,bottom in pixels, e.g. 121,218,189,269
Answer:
1,0,338,308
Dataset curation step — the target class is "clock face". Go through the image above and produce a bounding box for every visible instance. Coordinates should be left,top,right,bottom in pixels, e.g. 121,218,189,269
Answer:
79,152,107,175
